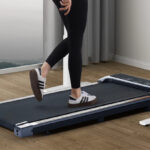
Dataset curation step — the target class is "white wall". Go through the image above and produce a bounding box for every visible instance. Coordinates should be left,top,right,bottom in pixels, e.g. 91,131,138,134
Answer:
0,0,63,68
0,0,43,65
115,0,150,70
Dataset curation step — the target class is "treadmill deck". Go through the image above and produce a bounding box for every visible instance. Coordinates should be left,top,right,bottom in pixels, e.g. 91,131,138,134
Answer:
0,81,149,130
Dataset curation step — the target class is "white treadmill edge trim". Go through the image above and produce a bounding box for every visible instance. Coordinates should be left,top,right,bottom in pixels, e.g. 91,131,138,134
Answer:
98,76,150,89
0,82,97,104
3,74,149,105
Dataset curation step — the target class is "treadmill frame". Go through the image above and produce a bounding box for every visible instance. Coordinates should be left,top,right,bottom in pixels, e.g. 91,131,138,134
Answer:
1,75,150,137
14,94,150,137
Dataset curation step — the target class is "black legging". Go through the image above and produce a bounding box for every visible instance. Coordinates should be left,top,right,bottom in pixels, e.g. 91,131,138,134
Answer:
46,0,88,89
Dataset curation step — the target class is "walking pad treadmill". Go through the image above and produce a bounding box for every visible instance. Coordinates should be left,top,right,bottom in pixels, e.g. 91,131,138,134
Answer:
0,73,150,138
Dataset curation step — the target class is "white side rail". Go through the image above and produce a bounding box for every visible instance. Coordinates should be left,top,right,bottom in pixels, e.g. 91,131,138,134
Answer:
98,76,150,89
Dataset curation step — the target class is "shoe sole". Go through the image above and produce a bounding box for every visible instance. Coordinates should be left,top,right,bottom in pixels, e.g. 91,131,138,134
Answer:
29,69,43,102
68,98,98,108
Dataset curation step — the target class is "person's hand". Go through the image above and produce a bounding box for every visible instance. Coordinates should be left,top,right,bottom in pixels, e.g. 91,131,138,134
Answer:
59,0,72,16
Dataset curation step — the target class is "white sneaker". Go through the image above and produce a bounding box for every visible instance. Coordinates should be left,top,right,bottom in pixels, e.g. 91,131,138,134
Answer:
29,68,46,101
68,91,97,107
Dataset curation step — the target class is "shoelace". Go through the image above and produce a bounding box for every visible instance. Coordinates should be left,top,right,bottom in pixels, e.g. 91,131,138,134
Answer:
82,91,91,96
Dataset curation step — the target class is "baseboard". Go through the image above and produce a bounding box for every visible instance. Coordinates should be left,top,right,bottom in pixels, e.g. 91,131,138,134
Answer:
0,62,63,75
0,63,42,75
114,55,150,71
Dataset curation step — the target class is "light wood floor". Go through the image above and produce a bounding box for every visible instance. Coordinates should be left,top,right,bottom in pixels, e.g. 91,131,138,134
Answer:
0,61,150,150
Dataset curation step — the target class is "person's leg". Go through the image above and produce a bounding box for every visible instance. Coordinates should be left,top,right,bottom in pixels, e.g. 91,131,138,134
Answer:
66,0,88,98
41,37,69,78
42,0,88,99
41,0,70,78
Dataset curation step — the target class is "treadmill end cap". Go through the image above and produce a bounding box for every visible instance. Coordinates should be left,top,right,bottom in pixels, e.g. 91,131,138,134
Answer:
98,75,111,83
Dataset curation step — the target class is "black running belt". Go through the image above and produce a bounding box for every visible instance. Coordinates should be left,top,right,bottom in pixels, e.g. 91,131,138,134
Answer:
0,82,149,130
